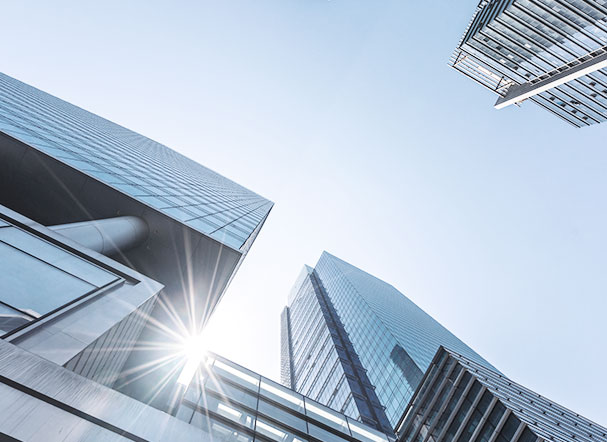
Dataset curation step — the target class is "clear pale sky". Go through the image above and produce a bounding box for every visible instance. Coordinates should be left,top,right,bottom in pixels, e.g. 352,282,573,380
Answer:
2,0,606,425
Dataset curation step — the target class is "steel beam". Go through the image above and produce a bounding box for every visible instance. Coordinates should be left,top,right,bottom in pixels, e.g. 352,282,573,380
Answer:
494,51,607,109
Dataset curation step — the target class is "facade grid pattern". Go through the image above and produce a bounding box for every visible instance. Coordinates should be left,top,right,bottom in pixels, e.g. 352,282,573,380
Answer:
397,347,607,442
0,72,272,249
174,352,395,442
282,266,393,434
451,0,607,127
310,252,494,429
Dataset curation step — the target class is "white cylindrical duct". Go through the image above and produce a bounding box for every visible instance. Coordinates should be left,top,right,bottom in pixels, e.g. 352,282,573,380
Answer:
49,216,148,255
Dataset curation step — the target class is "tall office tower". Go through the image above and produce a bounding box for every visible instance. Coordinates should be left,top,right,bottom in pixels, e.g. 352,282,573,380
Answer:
0,67,389,442
281,252,495,432
397,347,607,442
281,265,395,435
0,335,395,441
451,0,607,127
0,72,272,409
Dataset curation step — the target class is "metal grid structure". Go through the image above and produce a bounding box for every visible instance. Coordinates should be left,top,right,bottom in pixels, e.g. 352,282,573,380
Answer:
451,0,607,127
396,347,607,442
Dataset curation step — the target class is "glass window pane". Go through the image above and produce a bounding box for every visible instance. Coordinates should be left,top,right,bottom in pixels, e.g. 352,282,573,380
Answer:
175,403,195,423
258,399,308,433
443,381,483,442
163,206,195,222
212,359,260,392
476,402,506,442
456,391,493,442
205,377,259,409
304,399,349,434
189,411,254,442
0,241,96,316
0,227,118,287
255,418,308,442
260,379,305,412
198,392,255,429
497,414,520,441
0,302,33,335
347,418,388,442
307,423,350,442
517,427,538,442
186,217,220,234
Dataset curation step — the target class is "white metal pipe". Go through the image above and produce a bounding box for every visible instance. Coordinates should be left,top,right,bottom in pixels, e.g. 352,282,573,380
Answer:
49,216,148,255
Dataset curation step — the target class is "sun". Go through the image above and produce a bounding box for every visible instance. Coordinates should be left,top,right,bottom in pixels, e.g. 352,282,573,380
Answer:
177,333,208,386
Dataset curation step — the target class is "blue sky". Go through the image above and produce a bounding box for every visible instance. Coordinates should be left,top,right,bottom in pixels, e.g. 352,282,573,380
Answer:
3,0,606,424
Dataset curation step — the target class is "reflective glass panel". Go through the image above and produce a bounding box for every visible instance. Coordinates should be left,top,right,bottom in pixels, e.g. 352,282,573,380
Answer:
198,392,255,429
0,302,32,335
347,418,389,442
189,411,254,442
212,359,260,392
205,377,259,410
304,399,349,433
255,418,308,442
258,399,308,433
0,241,96,316
260,379,305,412
0,227,117,287
307,423,350,442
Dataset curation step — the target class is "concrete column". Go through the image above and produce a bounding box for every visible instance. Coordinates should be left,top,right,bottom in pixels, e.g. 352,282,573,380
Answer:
49,216,148,255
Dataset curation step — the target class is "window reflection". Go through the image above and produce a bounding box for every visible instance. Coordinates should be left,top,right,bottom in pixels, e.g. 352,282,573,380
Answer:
189,411,254,442
255,418,307,442
0,221,120,335
258,399,307,433
260,379,305,412
212,359,260,391
0,302,32,335
175,354,394,442
305,399,349,433
205,377,258,409
198,392,255,429
348,418,389,442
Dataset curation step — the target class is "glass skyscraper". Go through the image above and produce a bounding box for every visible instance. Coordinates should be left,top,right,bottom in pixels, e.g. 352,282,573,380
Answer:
451,0,607,127
0,71,604,440
0,72,394,441
281,265,394,435
281,252,495,432
0,71,272,408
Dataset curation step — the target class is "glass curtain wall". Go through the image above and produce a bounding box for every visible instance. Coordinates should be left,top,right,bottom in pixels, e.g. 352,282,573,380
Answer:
174,353,395,442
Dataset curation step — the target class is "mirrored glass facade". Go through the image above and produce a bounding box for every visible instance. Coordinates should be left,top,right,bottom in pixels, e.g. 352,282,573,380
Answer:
452,0,607,127
174,352,396,442
0,72,272,250
283,252,495,431
281,266,393,434
397,347,607,442
0,71,272,408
